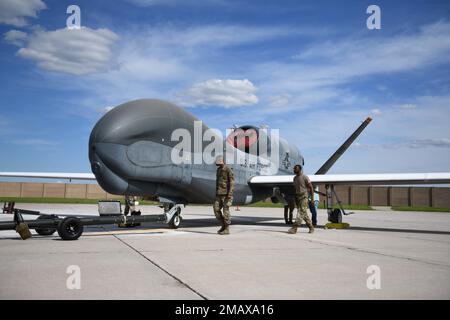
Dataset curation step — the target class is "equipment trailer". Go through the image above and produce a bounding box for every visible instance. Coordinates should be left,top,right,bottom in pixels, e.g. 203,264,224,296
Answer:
0,201,183,240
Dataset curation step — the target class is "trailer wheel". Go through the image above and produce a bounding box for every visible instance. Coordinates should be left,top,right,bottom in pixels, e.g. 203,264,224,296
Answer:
57,217,83,240
35,215,57,236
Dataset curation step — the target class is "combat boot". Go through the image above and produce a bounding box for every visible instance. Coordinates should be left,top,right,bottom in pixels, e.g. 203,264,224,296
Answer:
307,222,314,233
219,225,230,235
307,222,315,234
287,225,297,234
217,220,226,234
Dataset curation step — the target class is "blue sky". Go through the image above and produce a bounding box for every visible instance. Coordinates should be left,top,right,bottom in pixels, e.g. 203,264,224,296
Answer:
0,0,449,176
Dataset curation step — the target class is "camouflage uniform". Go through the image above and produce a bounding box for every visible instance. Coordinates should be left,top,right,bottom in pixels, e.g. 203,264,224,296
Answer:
213,165,234,225
293,174,314,229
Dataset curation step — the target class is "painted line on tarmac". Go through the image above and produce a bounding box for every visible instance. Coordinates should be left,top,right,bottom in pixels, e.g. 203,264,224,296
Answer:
112,234,209,300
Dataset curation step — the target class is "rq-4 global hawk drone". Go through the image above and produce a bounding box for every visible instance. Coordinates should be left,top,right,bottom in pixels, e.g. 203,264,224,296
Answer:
1,99,449,240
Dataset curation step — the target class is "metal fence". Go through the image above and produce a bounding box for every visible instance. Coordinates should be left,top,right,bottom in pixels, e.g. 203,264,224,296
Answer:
317,185,450,208
0,182,122,200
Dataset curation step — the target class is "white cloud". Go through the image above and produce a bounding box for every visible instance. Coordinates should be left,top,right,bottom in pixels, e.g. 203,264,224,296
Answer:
34,24,298,109
131,24,300,51
253,21,450,115
293,21,450,77
269,94,291,108
402,138,450,149
0,0,46,27
370,108,382,116
111,24,302,82
178,79,258,108
15,27,119,75
277,94,450,173
354,139,450,150
4,29,27,46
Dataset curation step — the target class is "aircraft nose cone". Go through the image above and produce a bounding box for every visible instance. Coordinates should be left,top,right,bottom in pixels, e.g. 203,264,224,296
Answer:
89,144,129,195
88,99,194,195
89,99,183,146
91,160,101,175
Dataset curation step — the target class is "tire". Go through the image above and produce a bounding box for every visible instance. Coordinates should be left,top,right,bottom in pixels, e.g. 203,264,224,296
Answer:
57,217,83,240
35,215,57,236
168,213,182,229
130,210,142,227
329,209,342,223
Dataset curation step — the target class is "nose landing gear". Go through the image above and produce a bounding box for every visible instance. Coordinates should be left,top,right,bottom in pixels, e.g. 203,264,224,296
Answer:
161,203,183,229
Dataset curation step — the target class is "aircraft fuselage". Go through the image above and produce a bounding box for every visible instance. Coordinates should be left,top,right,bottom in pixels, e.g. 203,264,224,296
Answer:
89,99,303,205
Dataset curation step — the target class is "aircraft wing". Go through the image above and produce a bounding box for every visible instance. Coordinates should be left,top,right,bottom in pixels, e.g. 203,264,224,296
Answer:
0,172,96,181
249,172,450,187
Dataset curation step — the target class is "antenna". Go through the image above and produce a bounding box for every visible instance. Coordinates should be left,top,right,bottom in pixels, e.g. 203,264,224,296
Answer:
315,117,372,175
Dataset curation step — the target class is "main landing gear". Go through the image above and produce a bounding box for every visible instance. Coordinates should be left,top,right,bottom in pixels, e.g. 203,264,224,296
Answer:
323,185,352,229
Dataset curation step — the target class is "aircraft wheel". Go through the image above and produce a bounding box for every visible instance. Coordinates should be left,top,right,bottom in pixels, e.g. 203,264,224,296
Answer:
168,214,182,229
168,209,182,229
57,217,84,240
35,215,57,236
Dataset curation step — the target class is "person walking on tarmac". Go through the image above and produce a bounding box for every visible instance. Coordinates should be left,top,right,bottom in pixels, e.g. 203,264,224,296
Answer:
309,195,318,227
213,155,234,235
283,195,295,224
288,164,315,234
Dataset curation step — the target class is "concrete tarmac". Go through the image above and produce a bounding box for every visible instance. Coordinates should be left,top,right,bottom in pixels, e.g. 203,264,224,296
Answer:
0,203,449,299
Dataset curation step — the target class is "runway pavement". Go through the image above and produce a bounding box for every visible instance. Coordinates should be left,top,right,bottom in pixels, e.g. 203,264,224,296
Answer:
0,203,449,299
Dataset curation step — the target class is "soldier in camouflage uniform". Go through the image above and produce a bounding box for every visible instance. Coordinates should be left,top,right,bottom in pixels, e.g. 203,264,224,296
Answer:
288,164,315,234
213,155,234,235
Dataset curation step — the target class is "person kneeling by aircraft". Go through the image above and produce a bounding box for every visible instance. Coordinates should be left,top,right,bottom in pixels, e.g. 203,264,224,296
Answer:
288,164,315,234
